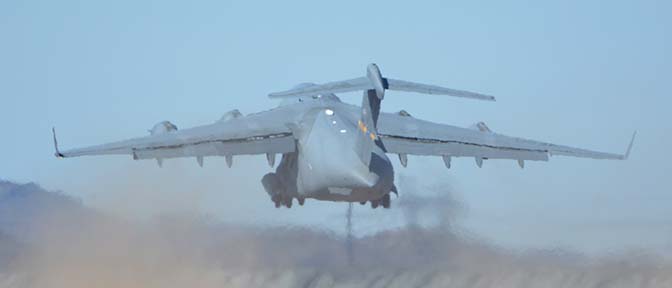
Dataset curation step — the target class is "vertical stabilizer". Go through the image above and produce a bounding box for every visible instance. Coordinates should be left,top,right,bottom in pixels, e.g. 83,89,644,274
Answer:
356,89,382,166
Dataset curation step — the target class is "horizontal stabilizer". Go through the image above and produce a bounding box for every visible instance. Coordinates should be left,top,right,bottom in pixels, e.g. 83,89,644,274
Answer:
269,77,371,98
386,79,495,101
268,64,495,102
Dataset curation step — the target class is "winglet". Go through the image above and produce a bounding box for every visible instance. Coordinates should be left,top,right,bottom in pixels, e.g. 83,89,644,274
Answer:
622,131,637,160
52,127,64,158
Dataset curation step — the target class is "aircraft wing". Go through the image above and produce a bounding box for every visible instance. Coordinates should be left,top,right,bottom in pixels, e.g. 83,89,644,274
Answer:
53,108,296,163
377,112,635,166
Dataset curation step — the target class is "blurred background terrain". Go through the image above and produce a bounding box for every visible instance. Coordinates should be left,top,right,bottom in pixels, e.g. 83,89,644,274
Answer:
0,180,669,288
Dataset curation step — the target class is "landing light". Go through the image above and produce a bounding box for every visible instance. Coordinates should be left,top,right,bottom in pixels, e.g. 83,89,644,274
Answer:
325,109,334,116
340,129,347,133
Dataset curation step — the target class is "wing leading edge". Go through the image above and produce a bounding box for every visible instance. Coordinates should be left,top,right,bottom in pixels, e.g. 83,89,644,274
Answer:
53,108,297,165
377,112,635,167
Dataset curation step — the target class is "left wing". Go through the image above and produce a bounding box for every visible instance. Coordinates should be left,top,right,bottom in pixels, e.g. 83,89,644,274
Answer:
53,108,296,165
377,112,635,167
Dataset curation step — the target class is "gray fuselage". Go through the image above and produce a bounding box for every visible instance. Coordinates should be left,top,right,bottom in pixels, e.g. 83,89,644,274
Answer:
261,95,394,204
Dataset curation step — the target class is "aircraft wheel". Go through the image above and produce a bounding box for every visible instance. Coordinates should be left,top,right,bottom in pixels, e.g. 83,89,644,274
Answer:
298,198,305,206
272,195,281,208
371,200,379,209
360,201,366,205
285,198,293,208
382,194,391,209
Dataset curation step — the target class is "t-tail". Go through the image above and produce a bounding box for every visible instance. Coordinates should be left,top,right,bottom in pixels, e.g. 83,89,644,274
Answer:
268,63,496,165
356,89,382,166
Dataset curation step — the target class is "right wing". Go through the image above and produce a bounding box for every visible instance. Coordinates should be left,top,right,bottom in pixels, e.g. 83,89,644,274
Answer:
377,112,635,166
54,108,297,163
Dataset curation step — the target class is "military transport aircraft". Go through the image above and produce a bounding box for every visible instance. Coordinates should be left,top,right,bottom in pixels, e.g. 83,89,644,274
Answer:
52,64,635,209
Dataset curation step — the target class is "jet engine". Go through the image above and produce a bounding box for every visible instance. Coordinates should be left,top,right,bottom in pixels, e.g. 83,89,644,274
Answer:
218,109,243,122
470,121,491,133
148,121,178,135
146,121,178,167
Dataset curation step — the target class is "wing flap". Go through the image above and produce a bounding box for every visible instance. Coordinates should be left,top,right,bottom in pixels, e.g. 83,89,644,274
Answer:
132,134,295,160
380,135,549,161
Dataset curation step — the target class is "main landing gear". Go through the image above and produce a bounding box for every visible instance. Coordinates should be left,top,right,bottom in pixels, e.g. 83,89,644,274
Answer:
272,193,393,209
272,195,305,208
359,193,391,209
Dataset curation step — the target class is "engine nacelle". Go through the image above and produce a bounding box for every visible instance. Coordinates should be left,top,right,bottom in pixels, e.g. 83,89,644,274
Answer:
148,121,178,135
470,121,492,133
397,110,412,117
218,109,243,122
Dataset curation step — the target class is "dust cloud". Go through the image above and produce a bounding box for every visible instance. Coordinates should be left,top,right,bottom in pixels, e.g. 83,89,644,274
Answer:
0,179,670,288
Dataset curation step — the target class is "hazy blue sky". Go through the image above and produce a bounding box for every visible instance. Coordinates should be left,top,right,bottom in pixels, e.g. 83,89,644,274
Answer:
1,0,670,255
